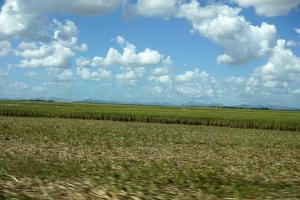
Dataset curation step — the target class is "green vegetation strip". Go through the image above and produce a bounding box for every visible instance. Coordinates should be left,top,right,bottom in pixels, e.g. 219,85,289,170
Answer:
1,101,300,131
0,116,300,199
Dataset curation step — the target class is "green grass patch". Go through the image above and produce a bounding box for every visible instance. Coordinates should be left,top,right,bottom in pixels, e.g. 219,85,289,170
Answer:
1,100,300,131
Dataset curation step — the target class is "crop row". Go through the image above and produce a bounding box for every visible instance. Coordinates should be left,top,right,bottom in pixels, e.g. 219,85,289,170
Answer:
0,103,299,131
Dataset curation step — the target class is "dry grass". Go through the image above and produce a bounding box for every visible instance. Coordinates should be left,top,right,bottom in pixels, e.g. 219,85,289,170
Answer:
0,177,210,200
0,116,300,199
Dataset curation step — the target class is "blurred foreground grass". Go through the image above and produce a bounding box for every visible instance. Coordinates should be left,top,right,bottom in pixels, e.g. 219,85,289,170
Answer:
0,116,300,199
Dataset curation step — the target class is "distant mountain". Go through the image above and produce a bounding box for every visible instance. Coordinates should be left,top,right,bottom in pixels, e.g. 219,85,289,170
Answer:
79,98,177,107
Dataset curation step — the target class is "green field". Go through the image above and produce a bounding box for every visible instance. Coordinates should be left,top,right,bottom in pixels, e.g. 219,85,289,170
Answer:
0,102,300,199
1,101,300,131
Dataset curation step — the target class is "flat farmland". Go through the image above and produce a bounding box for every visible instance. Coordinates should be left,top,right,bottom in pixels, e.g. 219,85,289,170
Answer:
0,101,300,131
0,114,300,199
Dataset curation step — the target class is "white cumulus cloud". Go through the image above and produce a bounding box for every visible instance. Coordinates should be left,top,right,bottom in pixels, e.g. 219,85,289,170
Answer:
0,0,42,40
0,0,122,40
178,0,277,65
28,0,122,15
76,67,112,81
151,66,170,76
76,36,171,83
174,68,219,98
16,20,85,70
116,67,145,86
125,0,179,19
224,39,300,105
232,0,300,17
251,39,300,88
91,36,166,67
49,68,73,82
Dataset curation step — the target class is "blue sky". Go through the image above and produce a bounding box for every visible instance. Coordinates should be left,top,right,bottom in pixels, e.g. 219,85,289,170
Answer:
0,0,300,107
